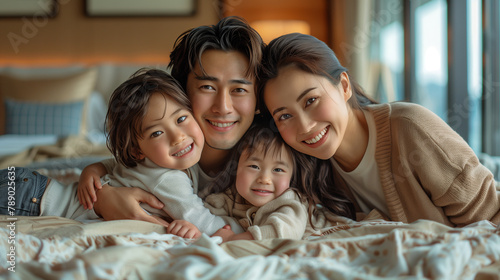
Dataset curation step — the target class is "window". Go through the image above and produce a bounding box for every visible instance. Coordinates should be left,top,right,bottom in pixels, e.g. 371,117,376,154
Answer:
368,0,405,102
369,0,500,155
413,0,448,121
482,0,500,155
467,0,482,152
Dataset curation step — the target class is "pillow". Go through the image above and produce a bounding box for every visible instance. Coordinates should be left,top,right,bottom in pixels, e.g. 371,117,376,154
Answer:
0,68,97,135
5,99,84,135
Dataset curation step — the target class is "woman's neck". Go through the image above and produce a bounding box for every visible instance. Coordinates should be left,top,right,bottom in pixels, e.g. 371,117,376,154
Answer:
333,108,369,172
198,145,231,177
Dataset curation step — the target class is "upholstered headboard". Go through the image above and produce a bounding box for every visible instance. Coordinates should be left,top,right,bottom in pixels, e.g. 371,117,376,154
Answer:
0,64,168,138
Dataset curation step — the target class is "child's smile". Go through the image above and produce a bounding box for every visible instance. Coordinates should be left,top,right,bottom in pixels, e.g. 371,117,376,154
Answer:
235,145,294,207
138,93,204,170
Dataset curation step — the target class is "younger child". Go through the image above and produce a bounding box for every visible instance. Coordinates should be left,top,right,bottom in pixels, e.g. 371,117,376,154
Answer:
171,124,353,242
0,69,243,239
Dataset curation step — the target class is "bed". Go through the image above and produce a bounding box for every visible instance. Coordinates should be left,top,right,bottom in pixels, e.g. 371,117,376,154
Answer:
1,66,500,279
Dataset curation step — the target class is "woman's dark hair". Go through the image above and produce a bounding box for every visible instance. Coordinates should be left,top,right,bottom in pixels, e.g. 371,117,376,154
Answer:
106,68,191,168
168,16,265,92
209,122,356,221
257,32,376,116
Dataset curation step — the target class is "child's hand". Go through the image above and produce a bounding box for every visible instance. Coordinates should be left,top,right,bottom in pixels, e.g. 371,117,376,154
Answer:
211,225,235,242
77,165,104,210
167,220,202,239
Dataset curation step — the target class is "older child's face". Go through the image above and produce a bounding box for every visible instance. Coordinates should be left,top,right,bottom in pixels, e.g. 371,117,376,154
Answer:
264,65,351,160
186,50,256,151
137,93,204,170
235,145,293,207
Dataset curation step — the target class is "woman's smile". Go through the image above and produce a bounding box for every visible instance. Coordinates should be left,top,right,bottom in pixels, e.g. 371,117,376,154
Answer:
303,126,329,145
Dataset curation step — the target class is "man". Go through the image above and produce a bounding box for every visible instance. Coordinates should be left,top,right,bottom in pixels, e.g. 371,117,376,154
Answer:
81,17,265,224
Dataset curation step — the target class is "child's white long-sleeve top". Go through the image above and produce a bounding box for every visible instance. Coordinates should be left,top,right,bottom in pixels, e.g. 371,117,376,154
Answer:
100,158,244,235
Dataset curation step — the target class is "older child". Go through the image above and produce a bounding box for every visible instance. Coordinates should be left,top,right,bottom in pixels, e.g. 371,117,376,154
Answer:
0,69,243,239
258,33,500,227
170,124,355,242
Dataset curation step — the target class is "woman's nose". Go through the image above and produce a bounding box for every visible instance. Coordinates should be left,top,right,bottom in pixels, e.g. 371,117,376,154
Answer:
297,114,315,134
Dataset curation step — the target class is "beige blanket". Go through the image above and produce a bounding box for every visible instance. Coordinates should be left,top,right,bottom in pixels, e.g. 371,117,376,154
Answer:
0,135,110,169
1,215,499,279
2,143,500,279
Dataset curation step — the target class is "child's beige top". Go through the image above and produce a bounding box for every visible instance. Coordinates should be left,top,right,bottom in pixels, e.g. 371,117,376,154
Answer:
205,189,347,240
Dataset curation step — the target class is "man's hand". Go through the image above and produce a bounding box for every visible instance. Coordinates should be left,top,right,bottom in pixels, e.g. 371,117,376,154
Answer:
93,184,167,226
77,163,107,209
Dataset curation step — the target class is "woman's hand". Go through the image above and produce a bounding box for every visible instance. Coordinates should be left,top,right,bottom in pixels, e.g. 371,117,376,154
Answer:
167,220,202,239
93,184,167,226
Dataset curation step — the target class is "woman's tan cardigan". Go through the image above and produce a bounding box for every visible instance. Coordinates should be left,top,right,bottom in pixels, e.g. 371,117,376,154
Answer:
332,102,500,227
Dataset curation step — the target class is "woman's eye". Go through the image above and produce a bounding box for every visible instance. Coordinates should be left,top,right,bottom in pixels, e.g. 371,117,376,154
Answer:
278,113,292,121
248,165,259,170
306,97,317,106
177,116,187,123
273,168,285,173
151,131,163,138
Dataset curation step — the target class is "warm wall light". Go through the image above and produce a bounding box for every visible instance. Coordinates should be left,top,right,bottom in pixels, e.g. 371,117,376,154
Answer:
251,20,311,43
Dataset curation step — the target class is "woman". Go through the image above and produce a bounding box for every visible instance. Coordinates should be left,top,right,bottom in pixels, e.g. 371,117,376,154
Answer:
258,33,500,227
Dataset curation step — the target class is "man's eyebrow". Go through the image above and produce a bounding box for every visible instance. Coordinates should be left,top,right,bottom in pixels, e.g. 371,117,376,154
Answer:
194,75,252,85
272,87,316,116
194,75,217,81
230,79,253,85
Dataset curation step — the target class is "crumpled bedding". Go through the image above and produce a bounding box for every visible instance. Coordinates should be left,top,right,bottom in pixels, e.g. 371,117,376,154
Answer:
0,135,110,169
2,149,500,279
1,215,499,279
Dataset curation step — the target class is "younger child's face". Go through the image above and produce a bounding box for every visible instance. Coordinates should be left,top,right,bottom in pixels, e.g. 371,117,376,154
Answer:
137,93,204,170
235,144,294,207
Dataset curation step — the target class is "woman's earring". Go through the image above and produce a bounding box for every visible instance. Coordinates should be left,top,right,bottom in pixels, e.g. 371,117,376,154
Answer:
255,109,261,115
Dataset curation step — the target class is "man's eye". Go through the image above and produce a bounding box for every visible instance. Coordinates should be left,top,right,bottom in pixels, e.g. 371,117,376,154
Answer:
306,97,317,106
233,88,247,94
177,116,187,123
151,131,163,138
201,85,215,91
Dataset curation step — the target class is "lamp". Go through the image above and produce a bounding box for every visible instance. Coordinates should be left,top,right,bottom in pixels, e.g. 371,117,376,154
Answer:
251,20,311,43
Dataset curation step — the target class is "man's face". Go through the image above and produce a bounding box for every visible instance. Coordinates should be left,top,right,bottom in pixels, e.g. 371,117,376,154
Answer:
186,50,256,151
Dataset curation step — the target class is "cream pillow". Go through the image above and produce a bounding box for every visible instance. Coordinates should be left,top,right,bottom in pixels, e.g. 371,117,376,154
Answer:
0,68,97,135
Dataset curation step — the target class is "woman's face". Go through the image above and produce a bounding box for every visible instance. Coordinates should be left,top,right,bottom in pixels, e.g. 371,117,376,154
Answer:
263,65,351,160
